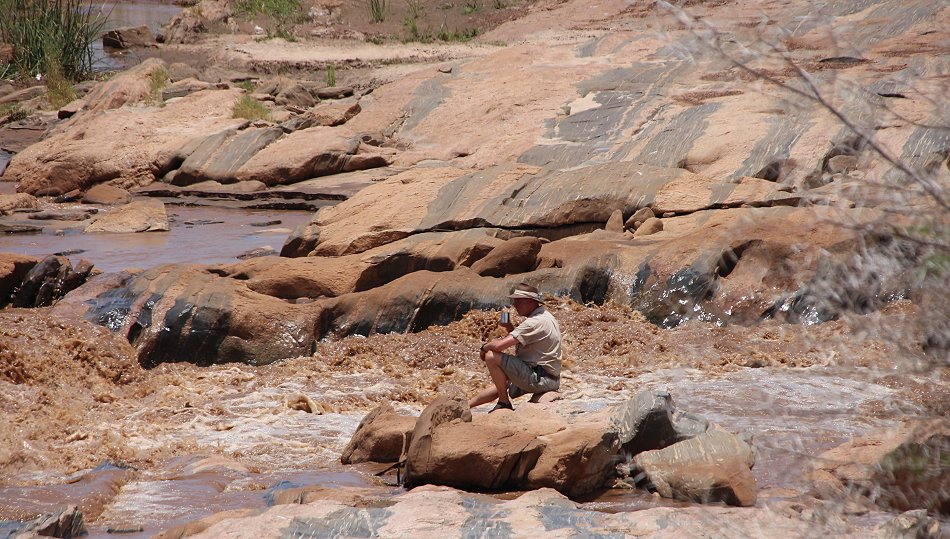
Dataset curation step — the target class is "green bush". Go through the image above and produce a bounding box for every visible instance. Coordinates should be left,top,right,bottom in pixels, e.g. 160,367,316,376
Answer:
0,0,107,82
232,94,270,121
326,64,336,87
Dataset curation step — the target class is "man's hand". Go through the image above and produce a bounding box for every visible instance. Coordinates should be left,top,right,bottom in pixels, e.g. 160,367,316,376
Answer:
480,335,519,361
500,320,514,332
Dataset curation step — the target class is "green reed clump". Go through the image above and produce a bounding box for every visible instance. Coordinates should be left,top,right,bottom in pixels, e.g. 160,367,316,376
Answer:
232,94,270,121
0,0,107,82
326,64,336,87
369,0,388,22
148,66,168,104
43,58,77,108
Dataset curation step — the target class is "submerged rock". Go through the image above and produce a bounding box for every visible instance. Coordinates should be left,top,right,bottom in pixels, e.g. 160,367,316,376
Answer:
812,419,950,515
631,427,757,506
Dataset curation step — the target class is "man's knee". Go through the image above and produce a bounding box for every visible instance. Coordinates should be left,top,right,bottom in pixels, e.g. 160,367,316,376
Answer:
484,350,502,367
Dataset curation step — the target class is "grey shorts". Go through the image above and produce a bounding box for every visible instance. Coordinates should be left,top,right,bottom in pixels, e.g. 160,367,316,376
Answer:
500,354,559,398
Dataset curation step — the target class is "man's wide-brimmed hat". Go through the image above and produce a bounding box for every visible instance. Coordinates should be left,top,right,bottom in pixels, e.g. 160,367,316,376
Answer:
508,286,544,303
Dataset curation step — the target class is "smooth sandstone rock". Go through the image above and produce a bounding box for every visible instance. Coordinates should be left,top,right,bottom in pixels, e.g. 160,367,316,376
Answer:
341,403,415,464
605,208,624,232
632,428,757,506
624,206,654,231
0,193,37,214
8,60,247,195
84,199,169,233
632,216,663,237
81,184,132,205
102,25,154,49
469,236,541,277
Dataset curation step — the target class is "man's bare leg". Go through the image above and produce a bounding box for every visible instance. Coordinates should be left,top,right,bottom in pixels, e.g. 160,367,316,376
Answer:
468,351,511,408
468,386,498,408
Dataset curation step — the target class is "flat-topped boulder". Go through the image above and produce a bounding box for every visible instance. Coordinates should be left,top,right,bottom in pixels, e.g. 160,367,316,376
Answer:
84,199,169,233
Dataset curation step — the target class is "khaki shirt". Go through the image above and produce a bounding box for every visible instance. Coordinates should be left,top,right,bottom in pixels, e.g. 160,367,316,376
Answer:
509,306,562,378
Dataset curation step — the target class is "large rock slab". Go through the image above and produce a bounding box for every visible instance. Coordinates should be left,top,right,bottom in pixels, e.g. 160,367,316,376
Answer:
171,127,285,186
165,484,877,538
7,60,246,195
221,229,505,299
231,128,392,187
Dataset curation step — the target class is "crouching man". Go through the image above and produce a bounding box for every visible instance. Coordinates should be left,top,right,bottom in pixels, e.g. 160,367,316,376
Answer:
469,283,562,413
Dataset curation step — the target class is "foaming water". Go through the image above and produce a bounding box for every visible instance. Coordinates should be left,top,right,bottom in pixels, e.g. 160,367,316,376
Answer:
574,366,905,495
0,204,313,273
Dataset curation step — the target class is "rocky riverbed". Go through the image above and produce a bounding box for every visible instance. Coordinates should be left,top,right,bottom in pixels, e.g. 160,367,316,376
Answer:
0,0,948,537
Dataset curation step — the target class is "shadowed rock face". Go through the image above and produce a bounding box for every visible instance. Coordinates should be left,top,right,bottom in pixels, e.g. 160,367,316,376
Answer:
0,254,94,309
57,265,321,367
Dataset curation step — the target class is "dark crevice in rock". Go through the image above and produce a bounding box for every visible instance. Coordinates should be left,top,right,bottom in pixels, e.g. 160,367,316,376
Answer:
716,240,762,279
752,160,788,182
137,186,348,202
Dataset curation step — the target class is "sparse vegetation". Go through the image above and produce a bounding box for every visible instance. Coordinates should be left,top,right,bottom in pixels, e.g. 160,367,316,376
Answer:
405,14,421,39
369,0,388,23
237,80,256,92
326,64,336,87
43,58,77,108
406,0,422,19
492,0,506,8
149,67,169,104
437,24,479,42
403,22,480,44
0,103,30,125
233,0,302,40
0,0,108,82
464,0,480,14
232,94,270,121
